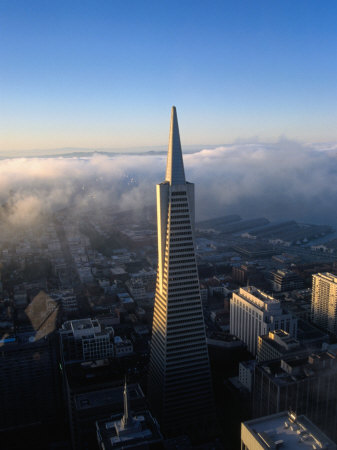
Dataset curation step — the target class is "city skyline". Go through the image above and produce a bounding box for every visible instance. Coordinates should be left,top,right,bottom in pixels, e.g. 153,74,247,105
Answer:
1,0,337,153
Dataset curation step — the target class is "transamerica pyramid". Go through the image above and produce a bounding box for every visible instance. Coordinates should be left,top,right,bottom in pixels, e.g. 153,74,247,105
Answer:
147,107,215,437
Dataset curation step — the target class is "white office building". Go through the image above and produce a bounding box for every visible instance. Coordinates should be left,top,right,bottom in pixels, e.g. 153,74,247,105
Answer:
230,287,297,356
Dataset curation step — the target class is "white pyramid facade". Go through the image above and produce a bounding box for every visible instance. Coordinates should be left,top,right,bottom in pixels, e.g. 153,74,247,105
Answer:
148,107,214,435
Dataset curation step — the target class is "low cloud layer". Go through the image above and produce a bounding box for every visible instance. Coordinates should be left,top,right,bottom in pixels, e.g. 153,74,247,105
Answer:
0,140,336,229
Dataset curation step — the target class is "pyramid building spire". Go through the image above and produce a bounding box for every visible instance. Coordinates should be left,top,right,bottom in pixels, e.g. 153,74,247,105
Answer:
165,106,186,185
148,107,215,437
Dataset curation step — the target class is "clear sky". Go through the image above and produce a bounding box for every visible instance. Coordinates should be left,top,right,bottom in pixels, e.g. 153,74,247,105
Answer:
1,0,337,154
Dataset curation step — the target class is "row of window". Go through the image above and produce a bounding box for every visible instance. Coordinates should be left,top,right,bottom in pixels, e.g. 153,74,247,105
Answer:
170,253,195,260
171,208,189,213
168,301,200,312
170,242,193,248
170,225,192,231
170,237,193,242
170,230,192,236
170,220,190,225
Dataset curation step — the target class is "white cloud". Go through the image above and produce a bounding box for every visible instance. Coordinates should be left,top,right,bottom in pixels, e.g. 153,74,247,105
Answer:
0,140,336,228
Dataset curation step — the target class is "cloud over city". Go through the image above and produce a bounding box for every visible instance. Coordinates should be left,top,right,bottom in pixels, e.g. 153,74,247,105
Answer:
0,140,337,228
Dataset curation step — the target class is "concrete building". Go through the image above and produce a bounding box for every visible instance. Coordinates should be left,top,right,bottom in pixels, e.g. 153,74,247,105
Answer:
241,411,336,450
232,264,263,287
253,350,337,442
0,331,59,433
96,381,163,450
230,287,297,356
312,273,337,335
257,330,301,362
63,359,146,450
60,318,114,364
147,107,214,437
239,360,256,392
126,278,147,301
270,269,304,292
114,336,133,357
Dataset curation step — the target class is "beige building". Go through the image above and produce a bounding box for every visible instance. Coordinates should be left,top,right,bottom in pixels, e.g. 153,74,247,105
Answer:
312,272,337,335
257,330,300,362
241,411,336,450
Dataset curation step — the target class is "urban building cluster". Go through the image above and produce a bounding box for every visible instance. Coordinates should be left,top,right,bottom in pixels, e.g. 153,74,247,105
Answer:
0,108,337,449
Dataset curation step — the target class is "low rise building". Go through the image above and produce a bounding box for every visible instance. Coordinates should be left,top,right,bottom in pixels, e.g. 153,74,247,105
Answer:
60,318,114,364
270,269,304,292
257,330,301,362
96,381,163,450
239,360,256,393
242,411,336,450
114,336,133,357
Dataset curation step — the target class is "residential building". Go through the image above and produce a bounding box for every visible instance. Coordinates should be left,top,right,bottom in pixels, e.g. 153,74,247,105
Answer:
312,273,337,335
147,107,214,437
230,287,297,356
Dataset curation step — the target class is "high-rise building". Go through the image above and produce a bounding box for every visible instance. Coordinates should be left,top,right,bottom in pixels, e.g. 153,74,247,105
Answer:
252,350,337,442
312,272,337,335
147,107,214,437
230,287,297,356
0,331,60,445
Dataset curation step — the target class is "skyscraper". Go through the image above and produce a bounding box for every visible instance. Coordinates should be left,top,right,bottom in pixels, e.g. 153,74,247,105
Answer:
147,107,214,437
312,273,337,335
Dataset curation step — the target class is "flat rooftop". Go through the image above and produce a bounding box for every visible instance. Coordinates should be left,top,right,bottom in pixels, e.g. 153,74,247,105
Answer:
239,287,278,304
75,383,144,411
243,412,336,449
96,410,163,450
258,350,337,385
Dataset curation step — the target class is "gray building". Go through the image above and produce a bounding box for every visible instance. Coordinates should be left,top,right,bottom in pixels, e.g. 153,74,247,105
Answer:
253,350,337,443
60,318,114,364
96,381,163,450
64,359,146,450
0,331,59,432
270,269,304,292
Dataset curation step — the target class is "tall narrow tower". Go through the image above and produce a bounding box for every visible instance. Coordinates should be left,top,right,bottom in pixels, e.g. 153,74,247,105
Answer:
148,107,214,437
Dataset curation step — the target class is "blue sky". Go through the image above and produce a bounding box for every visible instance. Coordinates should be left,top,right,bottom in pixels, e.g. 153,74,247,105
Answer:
1,0,337,153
